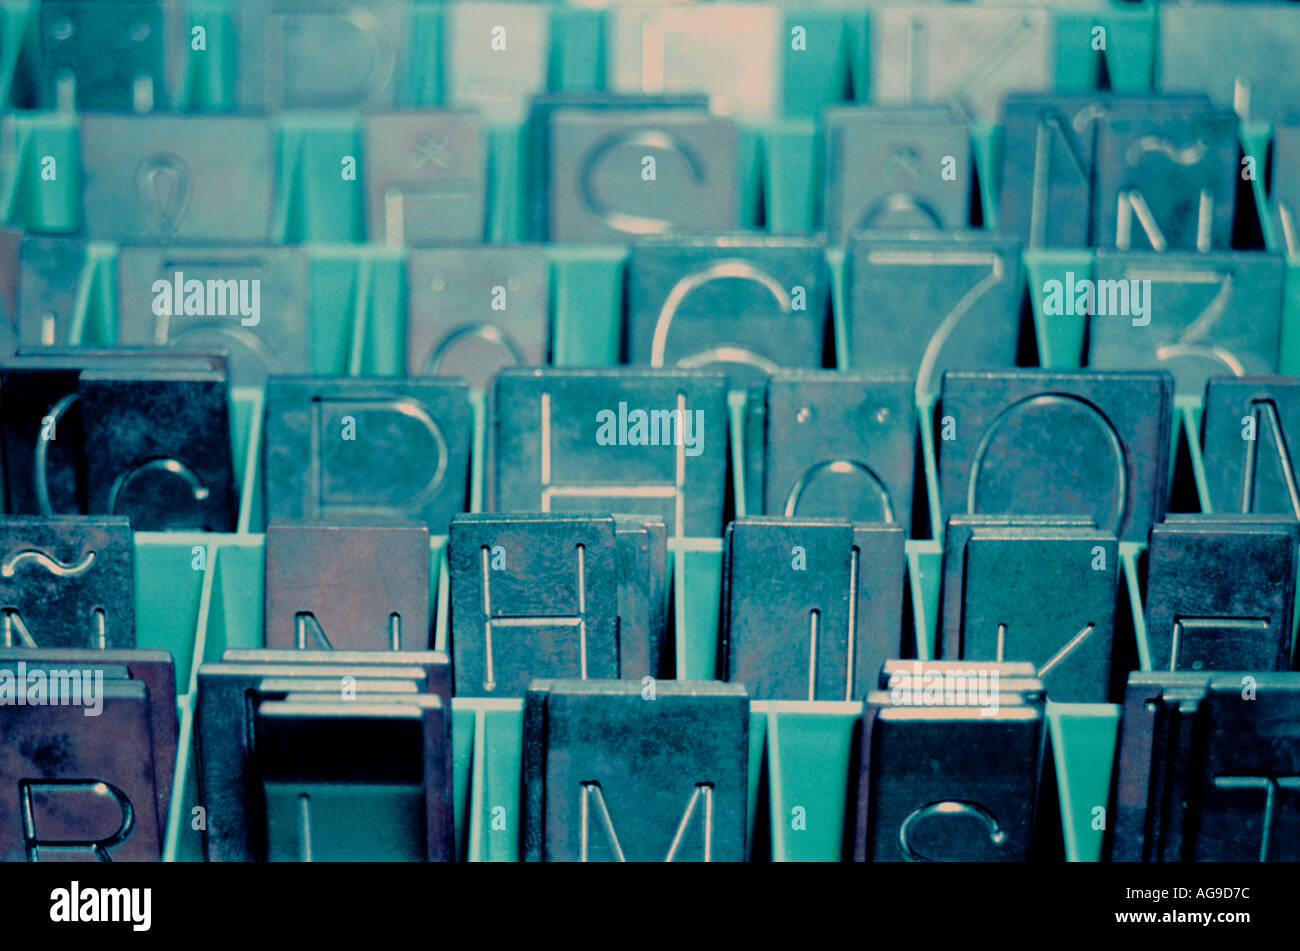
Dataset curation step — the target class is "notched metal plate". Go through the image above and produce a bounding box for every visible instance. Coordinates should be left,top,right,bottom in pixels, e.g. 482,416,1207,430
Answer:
1089,251,1283,397
494,368,730,538
263,376,471,532
523,679,750,861
79,116,275,243
448,513,619,697
364,111,485,246
762,370,916,529
937,369,1175,543
626,235,828,389
116,246,310,387
847,231,1023,400
263,520,432,652
0,515,134,649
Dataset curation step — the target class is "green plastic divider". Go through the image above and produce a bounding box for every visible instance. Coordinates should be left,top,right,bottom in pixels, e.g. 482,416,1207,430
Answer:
463,699,522,861
780,10,854,119
762,119,818,234
761,701,860,862
672,538,723,680
408,2,446,107
1047,701,1120,861
486,122,527,243
906,539,942,660
1025,249,1093,368
276,116,364,244
0,1,34,109
1282,258,1300,374
1052,0,1156,95
4,113,80,232
135,533,209,691
970,121,1000,230
548,244,625,366
1120,541,1150,671
181,0,238,112
549,7,604,93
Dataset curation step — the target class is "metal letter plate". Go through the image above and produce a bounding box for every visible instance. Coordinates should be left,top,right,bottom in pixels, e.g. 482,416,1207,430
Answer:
78,369,238,531
116,246,311,387
444,2,548,122
1144,517,1298,672
855,687,1047,861
526,92,709,241
494,368,730,538
17,236,87,348
762,370,915,529
40,0,169,112
548,109,738,243
79,115,275,243
448,513,619,697
1,349,229,515
195,658,447,861
937,369,1175,543
824,105,970,241
1093,111,1239,252
1200,375,1300,517
255,693,452,861
0,515,134,649
722,517,904,701
960,528,1119,702
406,246,549,387
1089,251,1283,397
364,111,485,246
523,679,750,862
0,680,161,861
264,520,431,652
262,376,471,533
1111,672,1300,862
606,5,780,120
0,647,175,827
614,514,667,680
939,514,1095,660
626,235,828,390
870,8,1051,122
1159,5,1300,126
237,0,407,110
846,231,1022,400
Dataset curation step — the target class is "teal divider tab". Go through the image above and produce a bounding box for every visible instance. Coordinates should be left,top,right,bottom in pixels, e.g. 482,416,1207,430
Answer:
1120,541,1149,671
762,119,818,234
486,121,528,243
906,539,942,659
276,116,364,244
1025,249,1094,368
737,124,764,230
180,0,238,111
549,244,625,366
762,702,860,862
136,533,210,691
164,699,205,861
0,0,35,108
779,10,853,119
464,699,524,861
1098,0,1157,94
970,121,1000,230
306,245,384,374
5,113,81,232
408,1,446,107
549,6,605,93
1048,702,1120,862
1284,257,1300,375
672,539,723,680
